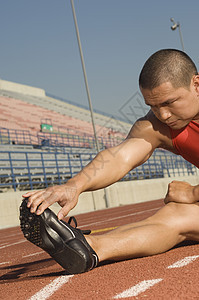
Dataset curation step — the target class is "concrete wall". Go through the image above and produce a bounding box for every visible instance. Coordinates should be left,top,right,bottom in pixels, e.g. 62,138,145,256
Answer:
0,79,46,97
1,175,199,229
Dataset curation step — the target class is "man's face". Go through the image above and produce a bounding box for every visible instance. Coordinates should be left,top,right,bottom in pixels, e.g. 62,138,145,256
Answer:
140,77,199,129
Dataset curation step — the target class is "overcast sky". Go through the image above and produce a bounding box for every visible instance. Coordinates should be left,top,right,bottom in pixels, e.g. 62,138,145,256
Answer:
0,0,198,120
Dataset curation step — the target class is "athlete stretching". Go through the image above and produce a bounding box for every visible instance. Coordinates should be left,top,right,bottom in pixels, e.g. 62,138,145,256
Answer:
20,49,199,274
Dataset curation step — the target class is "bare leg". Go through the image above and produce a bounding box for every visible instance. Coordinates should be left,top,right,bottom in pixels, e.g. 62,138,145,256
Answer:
86,202,199,262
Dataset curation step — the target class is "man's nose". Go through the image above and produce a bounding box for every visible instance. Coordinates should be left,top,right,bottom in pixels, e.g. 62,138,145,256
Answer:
158,107,171,120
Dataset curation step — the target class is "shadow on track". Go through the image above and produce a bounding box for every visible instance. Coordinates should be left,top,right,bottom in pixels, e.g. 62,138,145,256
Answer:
0,258,71,284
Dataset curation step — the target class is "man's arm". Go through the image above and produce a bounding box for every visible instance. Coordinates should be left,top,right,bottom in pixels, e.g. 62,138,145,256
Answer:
164,181,199,204
23,116,161,219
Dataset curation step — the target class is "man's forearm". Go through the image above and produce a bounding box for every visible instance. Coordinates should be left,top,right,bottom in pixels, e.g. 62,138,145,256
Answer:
67,137,153,195
68,145,131,193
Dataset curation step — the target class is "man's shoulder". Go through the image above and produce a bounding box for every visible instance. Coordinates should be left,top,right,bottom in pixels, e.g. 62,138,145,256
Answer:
128,111,174,151
131,110,168,133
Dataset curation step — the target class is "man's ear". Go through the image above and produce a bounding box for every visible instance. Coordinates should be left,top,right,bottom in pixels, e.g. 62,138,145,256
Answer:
193,74,199,94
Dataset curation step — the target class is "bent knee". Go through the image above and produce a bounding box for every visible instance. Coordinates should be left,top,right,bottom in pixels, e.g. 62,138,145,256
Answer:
164,202,199,236
166,201,199,215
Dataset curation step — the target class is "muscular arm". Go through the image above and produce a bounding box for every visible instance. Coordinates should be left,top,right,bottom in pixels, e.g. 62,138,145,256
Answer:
70,140,151,192
62,112,169,193
24,115,163,218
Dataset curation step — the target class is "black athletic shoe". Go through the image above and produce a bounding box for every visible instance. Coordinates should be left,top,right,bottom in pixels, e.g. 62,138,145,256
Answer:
19,198,99,274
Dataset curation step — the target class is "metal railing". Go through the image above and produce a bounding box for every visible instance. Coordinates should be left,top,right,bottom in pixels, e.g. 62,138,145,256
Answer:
0,149,197,192
0,128,33,145
0,127,123,150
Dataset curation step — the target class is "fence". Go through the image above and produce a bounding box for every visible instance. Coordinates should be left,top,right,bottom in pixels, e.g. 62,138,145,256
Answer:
0,149,197,192
0,128,34,145
0,127,123,150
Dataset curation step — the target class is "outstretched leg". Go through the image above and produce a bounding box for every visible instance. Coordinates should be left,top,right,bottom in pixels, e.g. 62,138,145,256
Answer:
86,202,199,262
20,198,199,274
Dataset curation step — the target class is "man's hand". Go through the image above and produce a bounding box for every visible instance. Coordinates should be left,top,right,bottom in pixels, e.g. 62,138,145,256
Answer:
164,180,198,204
22,180,80,220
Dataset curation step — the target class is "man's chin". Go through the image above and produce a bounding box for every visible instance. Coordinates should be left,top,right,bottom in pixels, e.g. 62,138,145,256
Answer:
167,120,188,130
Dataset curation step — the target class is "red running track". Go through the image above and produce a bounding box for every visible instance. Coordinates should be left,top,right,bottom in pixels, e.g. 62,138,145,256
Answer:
0,199,199,299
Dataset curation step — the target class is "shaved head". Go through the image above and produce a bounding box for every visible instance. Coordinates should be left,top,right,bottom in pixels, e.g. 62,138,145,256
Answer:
139,49,198,90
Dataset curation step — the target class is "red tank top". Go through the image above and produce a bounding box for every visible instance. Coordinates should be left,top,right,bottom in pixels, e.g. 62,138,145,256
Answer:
169,121,199,168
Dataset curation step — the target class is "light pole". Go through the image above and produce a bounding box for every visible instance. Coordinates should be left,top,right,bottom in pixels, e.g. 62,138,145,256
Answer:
70,0,110,208
70,0,100,153
170,18,185,52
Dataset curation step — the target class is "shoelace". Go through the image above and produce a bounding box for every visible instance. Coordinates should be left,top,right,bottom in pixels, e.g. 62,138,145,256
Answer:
68,216,99,268
67,216,91,235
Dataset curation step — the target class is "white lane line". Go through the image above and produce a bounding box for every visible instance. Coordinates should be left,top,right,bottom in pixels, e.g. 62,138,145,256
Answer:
0,242,9,246
0,240,26,249
167,255,199,269
1,232,22,238
23,251,44,258
0,233,22,243
113,278,163,299
0,261,10,265
79,207,160,228
28,275,74,300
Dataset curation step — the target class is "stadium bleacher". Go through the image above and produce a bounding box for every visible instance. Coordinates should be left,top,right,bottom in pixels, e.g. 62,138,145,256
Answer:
0,89,129,135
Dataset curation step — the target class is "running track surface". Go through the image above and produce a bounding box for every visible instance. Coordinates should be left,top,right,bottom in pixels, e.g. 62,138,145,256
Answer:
1,199,199,300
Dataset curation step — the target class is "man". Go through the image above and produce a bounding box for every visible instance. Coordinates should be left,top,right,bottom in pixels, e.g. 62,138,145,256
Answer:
20,49,199,274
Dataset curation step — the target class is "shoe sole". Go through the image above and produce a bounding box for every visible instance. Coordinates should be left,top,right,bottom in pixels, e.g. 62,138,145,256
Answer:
20,199,93,274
